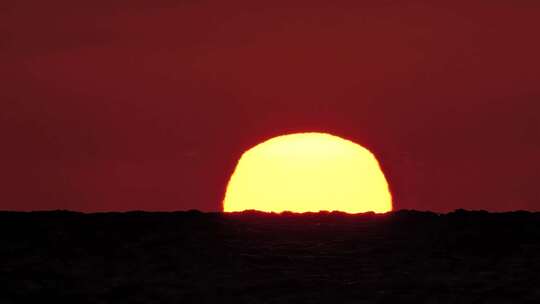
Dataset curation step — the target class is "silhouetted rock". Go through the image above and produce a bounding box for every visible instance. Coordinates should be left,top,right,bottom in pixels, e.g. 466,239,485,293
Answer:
0,210,539,303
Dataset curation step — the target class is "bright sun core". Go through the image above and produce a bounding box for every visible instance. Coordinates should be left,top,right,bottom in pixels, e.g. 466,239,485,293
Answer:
223,132,393,213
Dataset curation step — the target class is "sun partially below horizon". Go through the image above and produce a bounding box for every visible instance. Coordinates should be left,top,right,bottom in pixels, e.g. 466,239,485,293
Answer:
223,132,393,213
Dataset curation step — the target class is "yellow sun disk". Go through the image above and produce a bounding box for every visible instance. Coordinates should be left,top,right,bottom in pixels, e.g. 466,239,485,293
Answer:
223,133,393,213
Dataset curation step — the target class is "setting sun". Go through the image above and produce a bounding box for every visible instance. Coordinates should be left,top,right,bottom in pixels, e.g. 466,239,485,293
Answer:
223,133,393,213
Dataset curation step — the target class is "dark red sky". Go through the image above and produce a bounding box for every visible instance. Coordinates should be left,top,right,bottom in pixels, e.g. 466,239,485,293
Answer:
2,1,539,212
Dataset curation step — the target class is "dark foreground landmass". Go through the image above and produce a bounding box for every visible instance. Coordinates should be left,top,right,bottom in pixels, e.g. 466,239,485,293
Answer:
1,210,539,303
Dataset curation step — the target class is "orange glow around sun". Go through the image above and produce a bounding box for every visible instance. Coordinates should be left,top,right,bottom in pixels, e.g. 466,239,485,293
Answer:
223,133,393,213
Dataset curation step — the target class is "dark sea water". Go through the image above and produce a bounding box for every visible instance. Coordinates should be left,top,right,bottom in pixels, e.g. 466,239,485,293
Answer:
1,210,539,303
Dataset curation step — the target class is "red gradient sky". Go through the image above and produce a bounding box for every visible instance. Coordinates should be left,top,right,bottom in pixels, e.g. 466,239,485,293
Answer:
2,1,539,212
